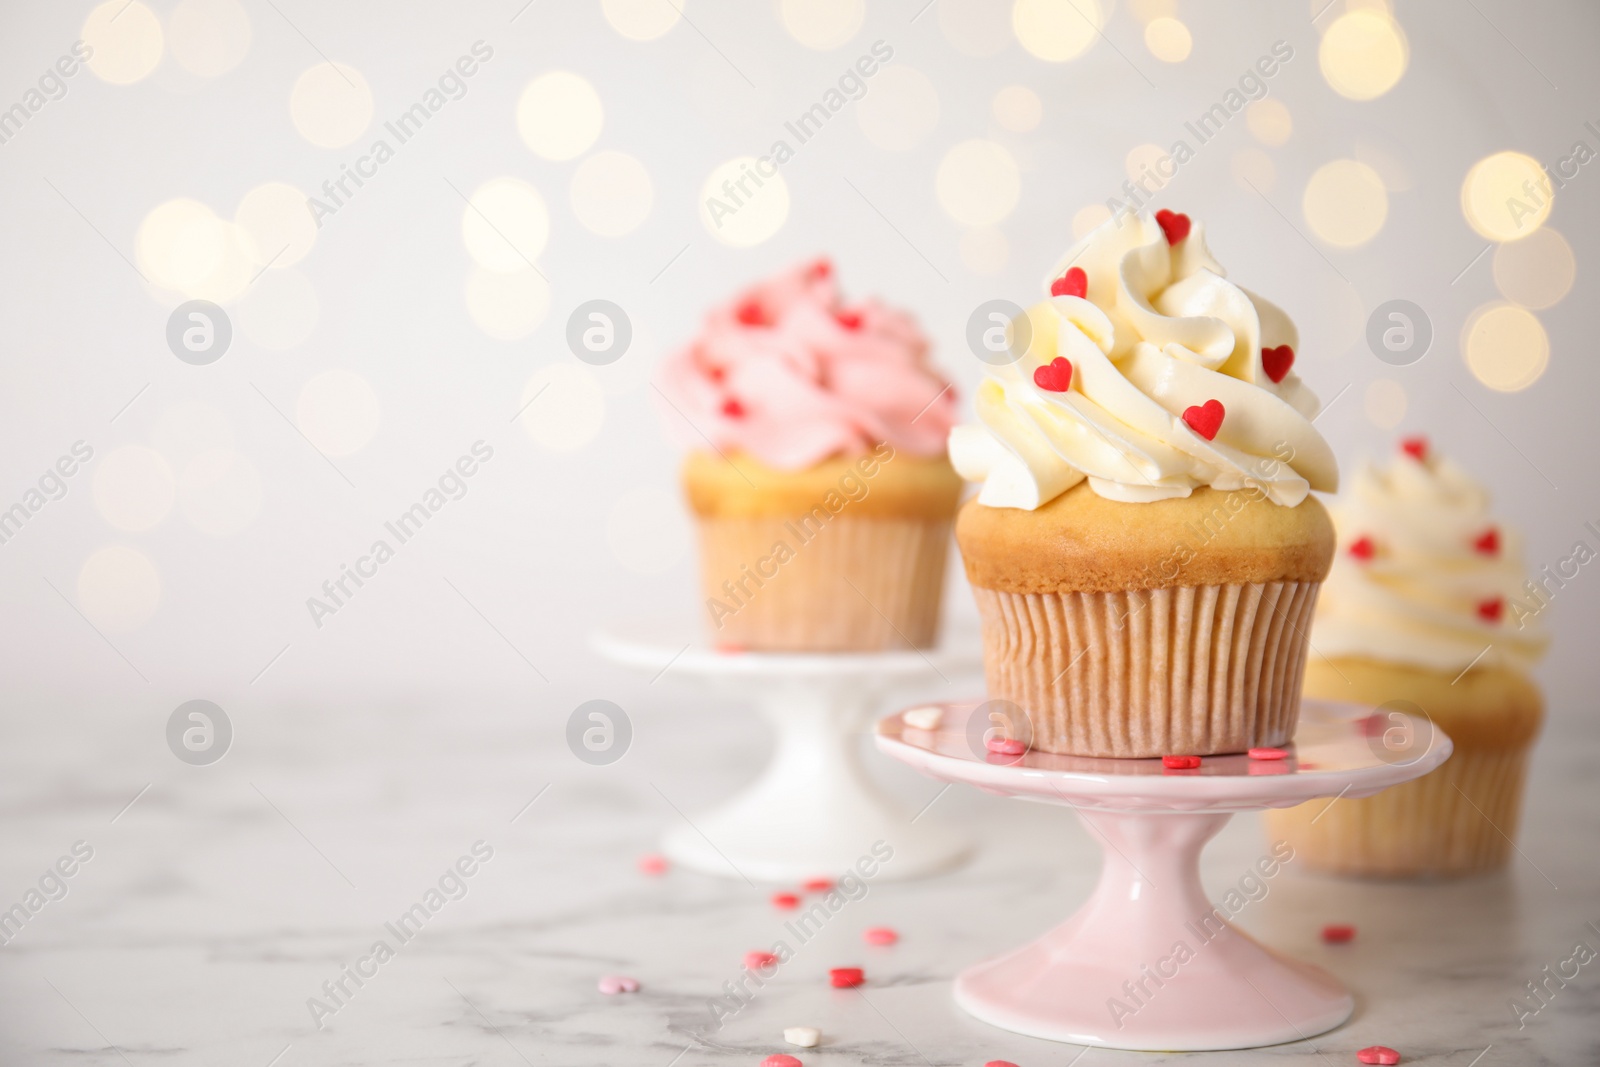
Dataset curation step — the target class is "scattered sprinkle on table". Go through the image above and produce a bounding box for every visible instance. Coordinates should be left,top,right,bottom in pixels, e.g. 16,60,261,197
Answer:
985,1061,1021,1067
771,892,800,909
597,975,639,994
802,878,834,893
761,1056,802,1067
829,967,864,988
1162,754,1201,769
1248,747,1287,760
1323,924,1356,944
863,927,898,946
783,1026,820,1047
1357,1046,1400,1065
745,950,779,971
986,737,1026,756
903,706,943,730
637,853,669,875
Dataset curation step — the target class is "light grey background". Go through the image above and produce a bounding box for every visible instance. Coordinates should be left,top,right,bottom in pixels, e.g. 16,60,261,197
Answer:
0,0,1593,723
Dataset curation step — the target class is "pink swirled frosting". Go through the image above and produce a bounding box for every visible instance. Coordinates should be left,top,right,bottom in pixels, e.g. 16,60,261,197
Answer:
656,258,957,470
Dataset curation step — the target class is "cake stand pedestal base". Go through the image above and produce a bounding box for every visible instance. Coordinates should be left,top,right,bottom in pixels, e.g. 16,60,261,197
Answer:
877,699,1452,1051
956,810,1350,1050
597,627,976,883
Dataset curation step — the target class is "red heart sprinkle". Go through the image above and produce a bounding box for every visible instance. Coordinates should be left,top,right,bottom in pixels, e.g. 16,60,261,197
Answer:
1033,356,1073,393
736,300,767,326
1162,754,1201,769
706,364,726,383
1248,747,1288,760
1261,344,1295,383
1474,527,1500,555
863,926,898,945
1155,208,1192,245
802,878,834,893
809,258,832,279
1050,266,1088,298
829,967,865,988
1182,399,1225,441
1322,924,1356,943
721,398,746,418
745,950,779,971
1477,597,1504,623
835,309,863,330
1357,1046,1401,1065
1400,436,1429,462
1349,536,1376,561
771,892,800,909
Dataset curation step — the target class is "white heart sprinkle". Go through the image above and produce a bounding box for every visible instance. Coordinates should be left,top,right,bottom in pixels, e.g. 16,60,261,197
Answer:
783,1026,821,1047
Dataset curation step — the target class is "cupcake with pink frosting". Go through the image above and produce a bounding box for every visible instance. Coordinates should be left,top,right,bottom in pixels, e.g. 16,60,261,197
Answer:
657,258,962,651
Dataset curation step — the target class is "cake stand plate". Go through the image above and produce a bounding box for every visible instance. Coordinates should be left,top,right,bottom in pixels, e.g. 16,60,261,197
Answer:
875,699,1452,1052
595,626,978,883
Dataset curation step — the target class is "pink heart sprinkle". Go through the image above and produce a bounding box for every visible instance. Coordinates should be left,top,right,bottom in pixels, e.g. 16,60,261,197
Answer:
1248,747,1287,761
637,853,669,875
1357,1046,1400,1065
762,1056,803,1067
863,927,898,946
597,975,639,994
745,950,780,971
986,737,1026,756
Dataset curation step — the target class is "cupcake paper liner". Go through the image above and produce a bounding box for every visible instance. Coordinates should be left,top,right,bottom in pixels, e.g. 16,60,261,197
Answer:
972,580,1321,757
697,515,950,651
1264,743,1532,877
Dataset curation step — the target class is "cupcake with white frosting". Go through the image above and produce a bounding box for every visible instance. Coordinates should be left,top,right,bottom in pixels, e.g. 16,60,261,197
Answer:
1266,436,1549,877
950,209,1339,757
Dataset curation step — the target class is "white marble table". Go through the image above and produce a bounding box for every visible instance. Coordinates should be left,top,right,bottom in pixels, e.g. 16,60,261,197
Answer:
0,687,1594,1066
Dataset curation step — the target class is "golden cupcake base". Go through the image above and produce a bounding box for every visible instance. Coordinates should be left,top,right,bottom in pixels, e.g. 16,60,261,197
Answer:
684,449,963,652
1264,657,1543,878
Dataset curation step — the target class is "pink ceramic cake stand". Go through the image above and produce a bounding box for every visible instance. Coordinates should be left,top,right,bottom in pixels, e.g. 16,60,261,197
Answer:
594,625,977,882
875,699,1452,1052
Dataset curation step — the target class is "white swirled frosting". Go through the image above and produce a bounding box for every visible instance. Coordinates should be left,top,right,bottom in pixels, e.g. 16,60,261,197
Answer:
949,211,1338,508
1313,443,1549,673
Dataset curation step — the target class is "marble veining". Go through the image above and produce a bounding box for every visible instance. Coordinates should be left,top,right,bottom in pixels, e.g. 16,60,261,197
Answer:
0,694,1594,1065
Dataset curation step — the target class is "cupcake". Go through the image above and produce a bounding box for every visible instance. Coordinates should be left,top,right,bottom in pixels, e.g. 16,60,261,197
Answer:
948,209,1339,757
1265,437,1549,877
657,258,961,651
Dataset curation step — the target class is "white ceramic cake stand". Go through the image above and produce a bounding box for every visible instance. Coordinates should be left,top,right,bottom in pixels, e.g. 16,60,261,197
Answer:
594,626,977,883
875,699,1452,1052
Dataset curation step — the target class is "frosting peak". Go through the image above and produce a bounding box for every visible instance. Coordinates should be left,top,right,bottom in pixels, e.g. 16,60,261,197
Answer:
1313,440,1549,673
948,211,1337,508
657,258,957,470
